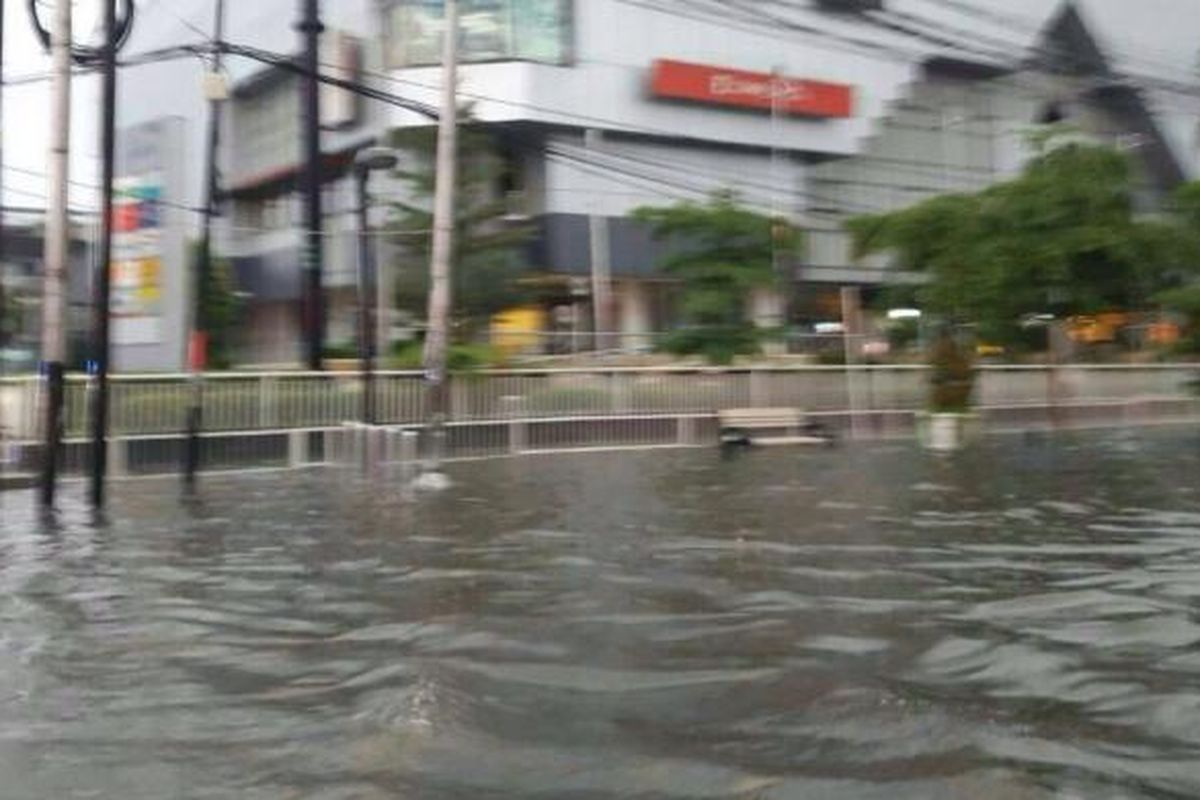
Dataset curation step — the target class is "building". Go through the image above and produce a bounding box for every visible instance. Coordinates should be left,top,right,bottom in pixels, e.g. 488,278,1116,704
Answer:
118,0,1200,364
0,216,97,372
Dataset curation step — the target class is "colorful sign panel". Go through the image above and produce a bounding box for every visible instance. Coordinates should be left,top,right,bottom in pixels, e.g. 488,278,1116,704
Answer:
650,59,854,118
111,176,165,345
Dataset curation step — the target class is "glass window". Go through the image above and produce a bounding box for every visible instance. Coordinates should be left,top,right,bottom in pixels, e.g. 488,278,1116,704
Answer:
384,0,570,67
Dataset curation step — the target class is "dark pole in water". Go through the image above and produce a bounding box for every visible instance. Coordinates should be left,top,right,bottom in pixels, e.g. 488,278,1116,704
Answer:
87,0,121,508
298,0,325,371
185,0,226,489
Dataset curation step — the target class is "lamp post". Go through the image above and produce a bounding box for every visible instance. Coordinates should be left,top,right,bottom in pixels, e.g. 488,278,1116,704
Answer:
354,147,398,426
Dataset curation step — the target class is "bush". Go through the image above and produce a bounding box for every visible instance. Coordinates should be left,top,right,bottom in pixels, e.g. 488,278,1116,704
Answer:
385,341,506,372
322,341,358,360
660,325,764,366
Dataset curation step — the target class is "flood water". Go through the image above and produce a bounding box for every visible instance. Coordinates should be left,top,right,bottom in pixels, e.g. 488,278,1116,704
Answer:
2,430,1200,799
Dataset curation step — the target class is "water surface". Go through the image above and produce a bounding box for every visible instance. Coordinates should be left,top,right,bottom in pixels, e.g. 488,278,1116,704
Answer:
2,429,1200,798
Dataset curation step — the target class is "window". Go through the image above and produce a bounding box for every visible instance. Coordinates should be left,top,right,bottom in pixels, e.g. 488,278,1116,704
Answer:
384,0,572,68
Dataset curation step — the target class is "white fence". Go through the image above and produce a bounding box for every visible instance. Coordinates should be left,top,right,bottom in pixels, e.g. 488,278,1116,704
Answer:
2,364,1198,441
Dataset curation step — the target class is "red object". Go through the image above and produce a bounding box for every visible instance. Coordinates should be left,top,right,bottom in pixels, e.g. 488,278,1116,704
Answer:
114,202,139,233
650,59,854,118
189,331,209,371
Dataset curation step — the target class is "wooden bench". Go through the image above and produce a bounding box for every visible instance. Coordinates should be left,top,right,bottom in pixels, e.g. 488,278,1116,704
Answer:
718,407,833,447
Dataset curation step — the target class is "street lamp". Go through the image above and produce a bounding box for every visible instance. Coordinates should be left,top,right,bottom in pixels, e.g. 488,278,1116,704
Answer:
354,146,399,425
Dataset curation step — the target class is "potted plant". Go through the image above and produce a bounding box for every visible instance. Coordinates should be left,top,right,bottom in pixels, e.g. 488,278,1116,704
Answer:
917,331,980,451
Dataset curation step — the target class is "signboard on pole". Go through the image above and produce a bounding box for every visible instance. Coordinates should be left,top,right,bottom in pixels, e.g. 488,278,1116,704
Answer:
112,175,165,345
113,118,188,372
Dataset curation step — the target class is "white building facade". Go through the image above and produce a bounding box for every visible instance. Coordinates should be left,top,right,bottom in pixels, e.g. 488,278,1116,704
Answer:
118,0,1198,364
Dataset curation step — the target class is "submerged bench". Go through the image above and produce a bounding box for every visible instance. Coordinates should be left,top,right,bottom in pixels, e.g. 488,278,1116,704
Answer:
718,407,834,447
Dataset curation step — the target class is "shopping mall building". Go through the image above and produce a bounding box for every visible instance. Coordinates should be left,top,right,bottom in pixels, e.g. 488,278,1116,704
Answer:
119,0,1200,365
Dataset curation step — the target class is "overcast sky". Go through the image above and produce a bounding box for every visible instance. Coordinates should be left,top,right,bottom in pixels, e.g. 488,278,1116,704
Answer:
3,0,1198,215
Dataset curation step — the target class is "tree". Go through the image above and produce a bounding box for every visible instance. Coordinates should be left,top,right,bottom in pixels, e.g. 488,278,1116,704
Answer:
1158,284,1200,353
633,191,800,364
191,243,243,369
0,285,18,351
387,110,534,342
848,139,1198,349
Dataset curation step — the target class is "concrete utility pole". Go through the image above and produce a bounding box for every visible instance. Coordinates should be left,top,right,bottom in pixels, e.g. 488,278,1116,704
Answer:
422,0,458,467
298,0,324,370
87,0,120,509
585,128,612,352
39,0,71,507
184,0,227,489
0,0,7,343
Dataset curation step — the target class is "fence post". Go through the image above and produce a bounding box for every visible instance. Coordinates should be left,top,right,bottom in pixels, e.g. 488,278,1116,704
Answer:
288,429,309,468
502,395,526,454
107,437,128,479
676,415,696,446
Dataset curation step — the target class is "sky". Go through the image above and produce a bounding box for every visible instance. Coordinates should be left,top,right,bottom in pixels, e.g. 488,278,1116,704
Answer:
2,0,1199,217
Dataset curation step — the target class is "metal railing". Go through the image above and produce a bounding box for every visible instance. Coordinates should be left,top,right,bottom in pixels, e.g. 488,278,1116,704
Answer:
2,364,1198,441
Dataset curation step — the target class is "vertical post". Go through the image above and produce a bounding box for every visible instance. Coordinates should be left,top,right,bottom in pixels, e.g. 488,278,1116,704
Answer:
0,0,6,364
88,0,119,508
355,168,376,424
39,0,71,508
298,0,325,370
422,0,458,471
841,286,863,441
185,0,226,488
585,129,612,352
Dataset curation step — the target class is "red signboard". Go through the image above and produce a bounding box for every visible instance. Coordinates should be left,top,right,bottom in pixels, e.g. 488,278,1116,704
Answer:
650,59,854,119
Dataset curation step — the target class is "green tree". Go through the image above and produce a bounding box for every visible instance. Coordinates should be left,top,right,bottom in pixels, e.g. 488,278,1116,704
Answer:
1158,284,1200,353
633,190,800,364
388,111,534,342
191,243,243,369
848,139,1197,349
0,285,18,350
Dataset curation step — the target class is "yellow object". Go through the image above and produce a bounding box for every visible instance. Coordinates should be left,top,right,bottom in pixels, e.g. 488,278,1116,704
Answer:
1148,322,1181,345
976,343,1005,357
491,307,546,354
1068,313,1128,345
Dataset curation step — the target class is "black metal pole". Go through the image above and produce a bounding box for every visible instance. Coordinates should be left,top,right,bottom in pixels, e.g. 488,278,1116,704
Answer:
355,168,375,425
185,0,225,488
87,0,118,508
298,0,324,370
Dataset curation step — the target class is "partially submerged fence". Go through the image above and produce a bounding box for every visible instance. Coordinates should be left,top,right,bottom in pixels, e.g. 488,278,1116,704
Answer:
1,364,1197,476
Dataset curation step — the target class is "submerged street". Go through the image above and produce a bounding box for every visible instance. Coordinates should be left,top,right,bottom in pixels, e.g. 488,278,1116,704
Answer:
3,431,1200,798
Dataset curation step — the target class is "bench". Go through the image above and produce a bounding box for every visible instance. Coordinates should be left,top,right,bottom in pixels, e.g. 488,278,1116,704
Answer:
718,407,833,447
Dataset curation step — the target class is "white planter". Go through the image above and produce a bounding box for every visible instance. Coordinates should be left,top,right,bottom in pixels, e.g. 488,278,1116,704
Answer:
916,411,980,452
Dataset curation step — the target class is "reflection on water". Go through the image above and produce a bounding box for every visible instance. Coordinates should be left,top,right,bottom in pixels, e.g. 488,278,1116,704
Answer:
2,429,1199,799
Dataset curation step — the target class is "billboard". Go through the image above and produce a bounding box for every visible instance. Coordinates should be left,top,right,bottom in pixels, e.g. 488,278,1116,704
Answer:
650,60,855,119
114,118,187,372
112,175,165,345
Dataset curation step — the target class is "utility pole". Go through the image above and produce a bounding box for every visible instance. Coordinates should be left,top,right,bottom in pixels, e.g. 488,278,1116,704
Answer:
39,0,71,508
0,0,7,376
298,0,324,370
585,128,612,352
184,0,226,488
422,0,458,470
87,0,120,508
